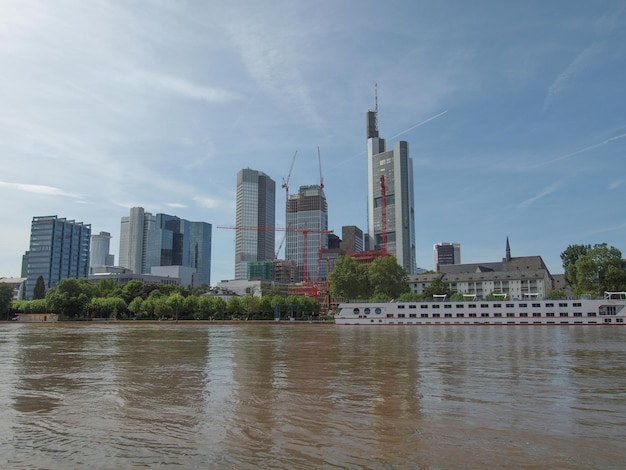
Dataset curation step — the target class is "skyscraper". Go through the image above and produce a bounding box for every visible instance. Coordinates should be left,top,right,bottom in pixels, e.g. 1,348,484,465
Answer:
366,103,417,274
90,231,114,267
235,168,276,280
433,242,461,272
285,184,328,283
119,207,212,286
22,216,91,299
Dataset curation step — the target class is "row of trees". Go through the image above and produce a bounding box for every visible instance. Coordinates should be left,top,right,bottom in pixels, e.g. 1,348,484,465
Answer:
10,277,321,321
329,255,410,300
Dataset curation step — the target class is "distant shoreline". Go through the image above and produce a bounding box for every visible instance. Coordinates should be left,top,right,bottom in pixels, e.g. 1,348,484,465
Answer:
5,319,335,326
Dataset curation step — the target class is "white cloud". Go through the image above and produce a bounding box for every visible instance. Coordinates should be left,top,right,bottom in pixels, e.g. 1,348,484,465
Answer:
609,180,624,190
124,70,241,104
0,181,83,199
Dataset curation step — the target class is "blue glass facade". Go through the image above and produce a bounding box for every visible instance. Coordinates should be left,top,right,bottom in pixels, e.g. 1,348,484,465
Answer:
22,216,91,300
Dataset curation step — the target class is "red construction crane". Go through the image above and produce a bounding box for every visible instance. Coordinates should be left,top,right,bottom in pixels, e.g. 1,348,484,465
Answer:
380,174,387,255
217,224,333,298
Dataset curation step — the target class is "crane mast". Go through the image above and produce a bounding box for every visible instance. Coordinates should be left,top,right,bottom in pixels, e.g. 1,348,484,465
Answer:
380,174,387,255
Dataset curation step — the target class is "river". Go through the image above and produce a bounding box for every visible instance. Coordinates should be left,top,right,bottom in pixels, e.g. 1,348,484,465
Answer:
1,323,625,469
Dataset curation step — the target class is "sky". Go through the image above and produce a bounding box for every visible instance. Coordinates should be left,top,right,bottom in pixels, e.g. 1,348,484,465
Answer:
1,0,626,284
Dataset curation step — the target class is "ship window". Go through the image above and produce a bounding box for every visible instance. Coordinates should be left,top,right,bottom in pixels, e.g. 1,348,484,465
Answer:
364,308,371,315
444,304,452,308
456,313,464,318
421,305,428,309
432,304,440,309
386,314,394,318
456,304,464,308
409,313,417,318
353,308,360,314
494,313,502,317
432,313,440,318
398,305,405,309
480,304,489,308
409,305,416,309
533,312,541,317
559,303,568,307
468,304,476,308
573,302,582,307
469,313,477,317
560,312,568,317
532,303,541,308
398,314,405,318
375,308,382,315
587,312,596,317
506,303,514,308
546,312,555,317
617,318,624,323
545,303,554,307
573,312,582,317
481,313,489,317
445,313,452,318
520,312,528,317
493,304,501,308
507,313,515,317
519,303,527,308
421,314,428,318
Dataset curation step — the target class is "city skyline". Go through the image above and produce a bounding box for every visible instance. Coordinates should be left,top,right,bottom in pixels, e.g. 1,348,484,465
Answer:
1,1,626,283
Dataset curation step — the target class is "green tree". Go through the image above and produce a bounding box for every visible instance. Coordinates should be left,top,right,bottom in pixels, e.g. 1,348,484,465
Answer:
226,297,242,318
93,278,122,298
33,275,46,300
88,296,127,319
547,289,566,299
128,297,143,318
329,255,368,300
561,244,591,287
0,283,14,320
398,292,422,302
121,280,144,303
46,278,95,319
168,292,185,321
421,277,452,300
368,256,409,299
573,244,626,296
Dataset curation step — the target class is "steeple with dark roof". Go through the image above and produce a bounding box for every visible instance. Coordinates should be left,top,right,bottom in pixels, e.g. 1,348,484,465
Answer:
505,237,512,262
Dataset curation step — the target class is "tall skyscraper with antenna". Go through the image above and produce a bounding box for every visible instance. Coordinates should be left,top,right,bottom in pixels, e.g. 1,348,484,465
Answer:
366,87,417,274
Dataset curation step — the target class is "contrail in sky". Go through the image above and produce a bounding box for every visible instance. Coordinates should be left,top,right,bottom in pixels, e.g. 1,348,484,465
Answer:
544,132,626,166
389,110,448,141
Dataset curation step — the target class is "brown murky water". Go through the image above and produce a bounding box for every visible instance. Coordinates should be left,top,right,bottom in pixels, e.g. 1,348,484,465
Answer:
1,323,625,469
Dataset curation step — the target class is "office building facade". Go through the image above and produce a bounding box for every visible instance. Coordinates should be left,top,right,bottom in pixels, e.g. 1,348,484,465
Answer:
340,225,364,254
90,231,114,268
434,242,461,272
235,168,276,280
119,207,212,286
366,108,417,274
285,185,328,283
22,216,91,299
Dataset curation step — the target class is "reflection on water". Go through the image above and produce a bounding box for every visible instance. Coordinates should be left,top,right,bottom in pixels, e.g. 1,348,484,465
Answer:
1,323,626,469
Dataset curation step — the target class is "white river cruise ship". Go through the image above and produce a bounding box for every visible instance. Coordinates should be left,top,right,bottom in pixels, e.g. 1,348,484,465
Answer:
334,292,626,326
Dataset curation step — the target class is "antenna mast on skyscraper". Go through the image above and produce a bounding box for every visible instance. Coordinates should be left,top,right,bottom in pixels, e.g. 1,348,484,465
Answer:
374,83,378,132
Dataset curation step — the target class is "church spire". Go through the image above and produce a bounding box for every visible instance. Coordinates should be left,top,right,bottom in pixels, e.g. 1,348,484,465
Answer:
505,237,512,262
